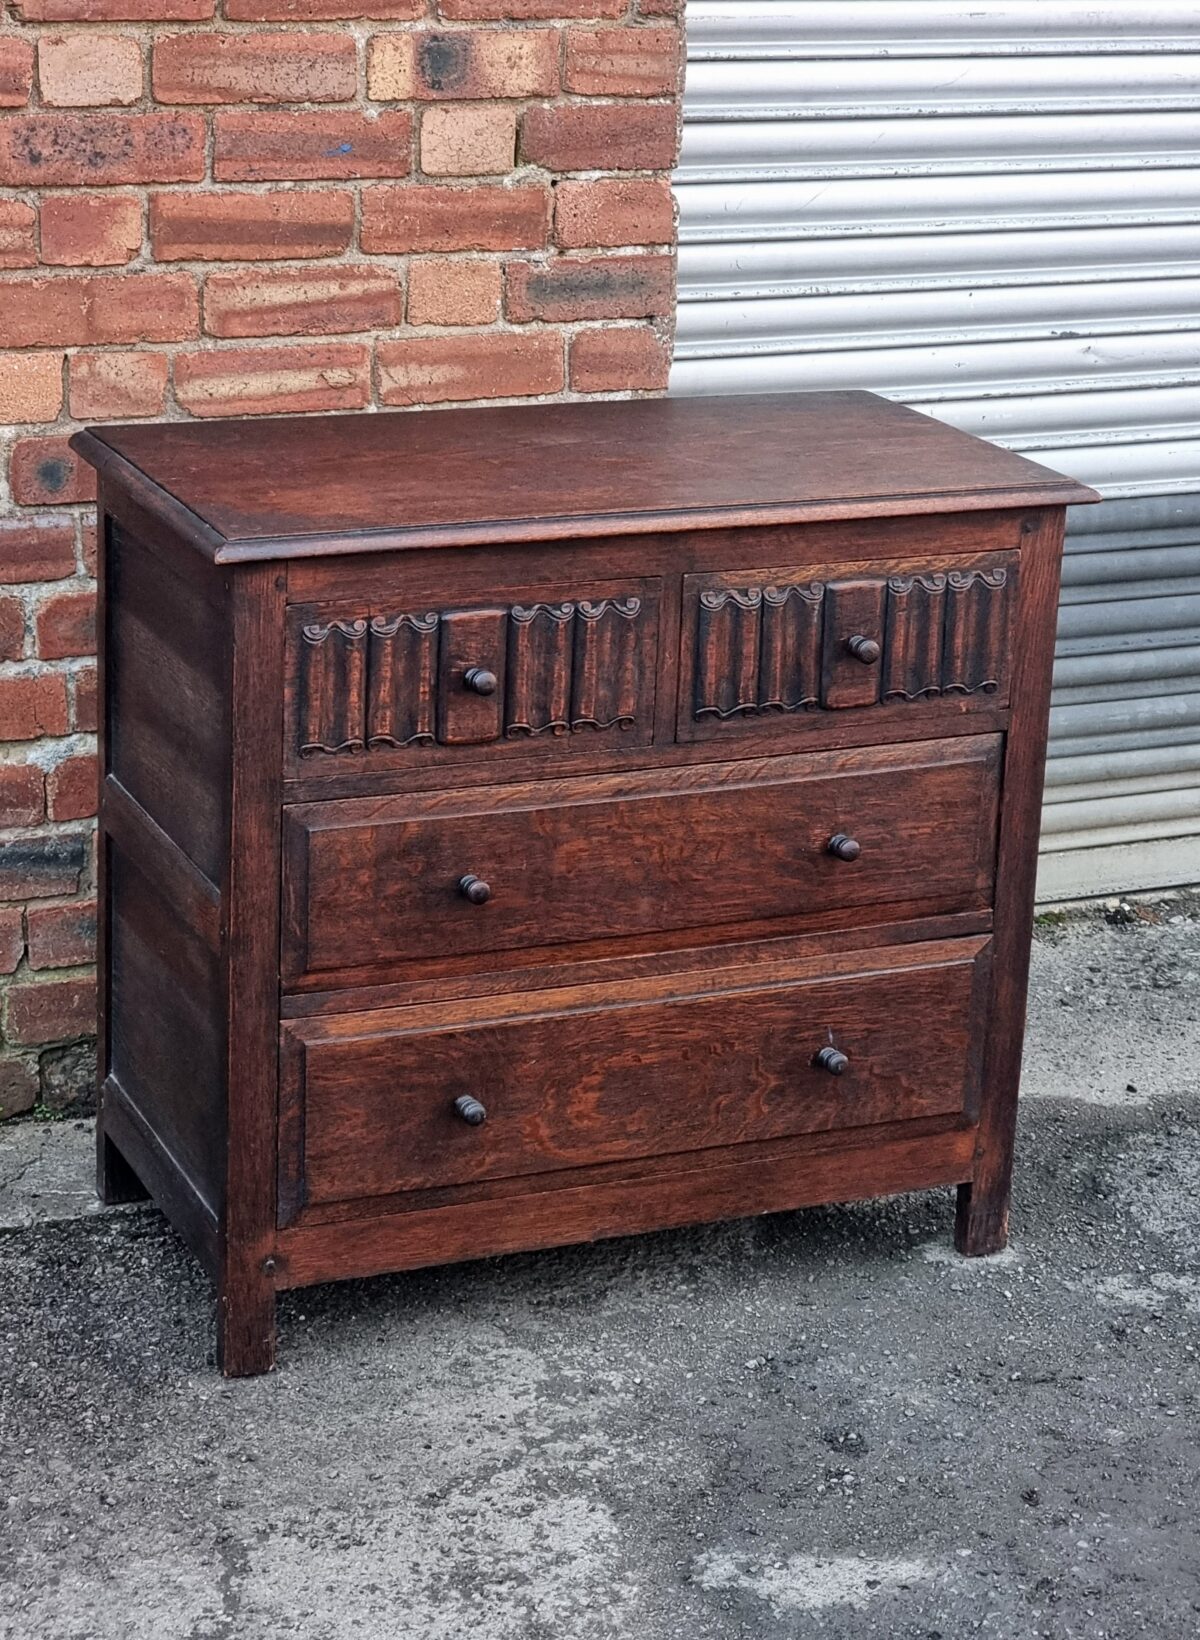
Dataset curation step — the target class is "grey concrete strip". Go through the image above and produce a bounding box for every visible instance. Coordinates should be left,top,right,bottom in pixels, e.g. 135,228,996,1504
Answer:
0,899,1197,1639
0,1119,105,1231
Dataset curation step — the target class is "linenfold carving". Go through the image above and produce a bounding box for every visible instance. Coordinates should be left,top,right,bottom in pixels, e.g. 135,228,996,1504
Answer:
298,619,368,756
297,594,649,756
693,564,1011,719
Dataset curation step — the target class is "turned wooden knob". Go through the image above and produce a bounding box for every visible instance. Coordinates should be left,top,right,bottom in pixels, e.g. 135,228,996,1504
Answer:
815,1046,849,1076
453,1095,487,1125
845,634,881,665
827,833,861,862
458,873,491,905
463,666,497,696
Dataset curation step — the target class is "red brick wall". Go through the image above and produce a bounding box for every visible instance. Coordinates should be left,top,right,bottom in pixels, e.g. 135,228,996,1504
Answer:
0,0,682,1118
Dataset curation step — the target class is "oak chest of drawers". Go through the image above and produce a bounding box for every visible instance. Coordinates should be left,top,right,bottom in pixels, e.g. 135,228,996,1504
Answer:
74,391,1097,1375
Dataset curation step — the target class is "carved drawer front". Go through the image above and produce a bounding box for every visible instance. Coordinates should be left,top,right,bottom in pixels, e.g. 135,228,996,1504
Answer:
679,552,1017,741
287,578,659,770
281,734,1000,990
278,935,991,1219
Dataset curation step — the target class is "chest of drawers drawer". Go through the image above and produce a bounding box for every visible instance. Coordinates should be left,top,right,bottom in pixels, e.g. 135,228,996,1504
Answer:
287,578,660,774
680,550,1017,742
279,936,991,1222
281,735,1000,989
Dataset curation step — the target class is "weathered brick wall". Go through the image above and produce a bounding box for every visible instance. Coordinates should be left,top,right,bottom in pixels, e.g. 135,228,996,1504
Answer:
0,0,682,1118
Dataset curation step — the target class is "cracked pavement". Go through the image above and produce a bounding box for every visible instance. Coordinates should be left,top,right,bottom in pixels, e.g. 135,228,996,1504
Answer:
1,896,1198,1639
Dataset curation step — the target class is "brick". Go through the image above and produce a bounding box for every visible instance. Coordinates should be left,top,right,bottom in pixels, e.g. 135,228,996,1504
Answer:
407,257,501,326
506,253,674,321
377,331,562,405
569,323,670,391
361,183,549,253
47,752,98,821
0,112,205,188
39,33,143,106
79,521,98,577
554,177,674,249
0,764,45,827
0,910,24,975
368,30,557,101
204,267,402,338
10,440,96,507
0,353,64,424
0,1058,38,1121
0,519,76,583
175,342,371,417
153,32,356,105
72,666,97,731
0,598,26,662
214,110,412,183
39,1039,97,1114
420,104,516,177
440,0,622,16
39,193,142,267
0,38,35,107
564,27,678,96
228,0,420,14
69,350,168,419
636,0,678,14
0,673,70,740
0,201,37,270
521,103,678,172
14,0,212,16
151,190,354,261
35,588,96,660
5,975,97,1045
27,899,97,970
0,273,197,347
0,834,86,903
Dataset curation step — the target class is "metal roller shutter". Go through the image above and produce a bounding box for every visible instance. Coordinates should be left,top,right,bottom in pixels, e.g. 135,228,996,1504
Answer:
671,0,1200,899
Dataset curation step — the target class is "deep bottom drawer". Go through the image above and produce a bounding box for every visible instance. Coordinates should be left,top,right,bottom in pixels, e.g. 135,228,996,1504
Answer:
279,936,991,1220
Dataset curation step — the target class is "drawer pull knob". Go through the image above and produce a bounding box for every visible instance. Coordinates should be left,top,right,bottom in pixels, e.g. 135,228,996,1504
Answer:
463,666,498,696
816,1046,849,1076
827,833,861,862
458,873,492,905
453,1095,488,1126
845,634,881,665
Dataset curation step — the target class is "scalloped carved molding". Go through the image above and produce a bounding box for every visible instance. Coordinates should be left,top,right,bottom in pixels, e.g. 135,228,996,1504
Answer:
693,565,1011,719
297,595,649,756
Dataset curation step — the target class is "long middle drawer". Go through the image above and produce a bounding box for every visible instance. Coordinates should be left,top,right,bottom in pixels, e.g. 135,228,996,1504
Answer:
282,735,1000,989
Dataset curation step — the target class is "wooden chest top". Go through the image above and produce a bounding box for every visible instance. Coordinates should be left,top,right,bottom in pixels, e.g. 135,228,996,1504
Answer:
72,391,1096,561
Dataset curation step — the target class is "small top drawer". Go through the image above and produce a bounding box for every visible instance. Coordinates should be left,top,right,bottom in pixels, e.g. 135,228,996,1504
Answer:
287,577,660,773
680,550,1017,741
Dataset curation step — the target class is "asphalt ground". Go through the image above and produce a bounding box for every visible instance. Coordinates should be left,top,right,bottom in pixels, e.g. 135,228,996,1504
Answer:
1,895,1197,1639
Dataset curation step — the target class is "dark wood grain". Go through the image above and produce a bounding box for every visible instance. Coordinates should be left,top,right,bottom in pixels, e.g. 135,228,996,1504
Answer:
280,936,989,1216
216,564,286,1377
73,393,1098,560
955,511,1068,1256
98,509,228,1226
682,550,1017,737
105,521,229,882
273,1121,980,1289
281,737,1000,988
76,393,1097,1375
286,580,658,772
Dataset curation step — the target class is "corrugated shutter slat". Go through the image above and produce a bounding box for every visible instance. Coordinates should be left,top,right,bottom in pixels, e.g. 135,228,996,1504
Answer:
673,0,1200,899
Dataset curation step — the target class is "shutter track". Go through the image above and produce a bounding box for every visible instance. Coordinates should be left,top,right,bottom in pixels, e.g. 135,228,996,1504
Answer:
672,0,1200,899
